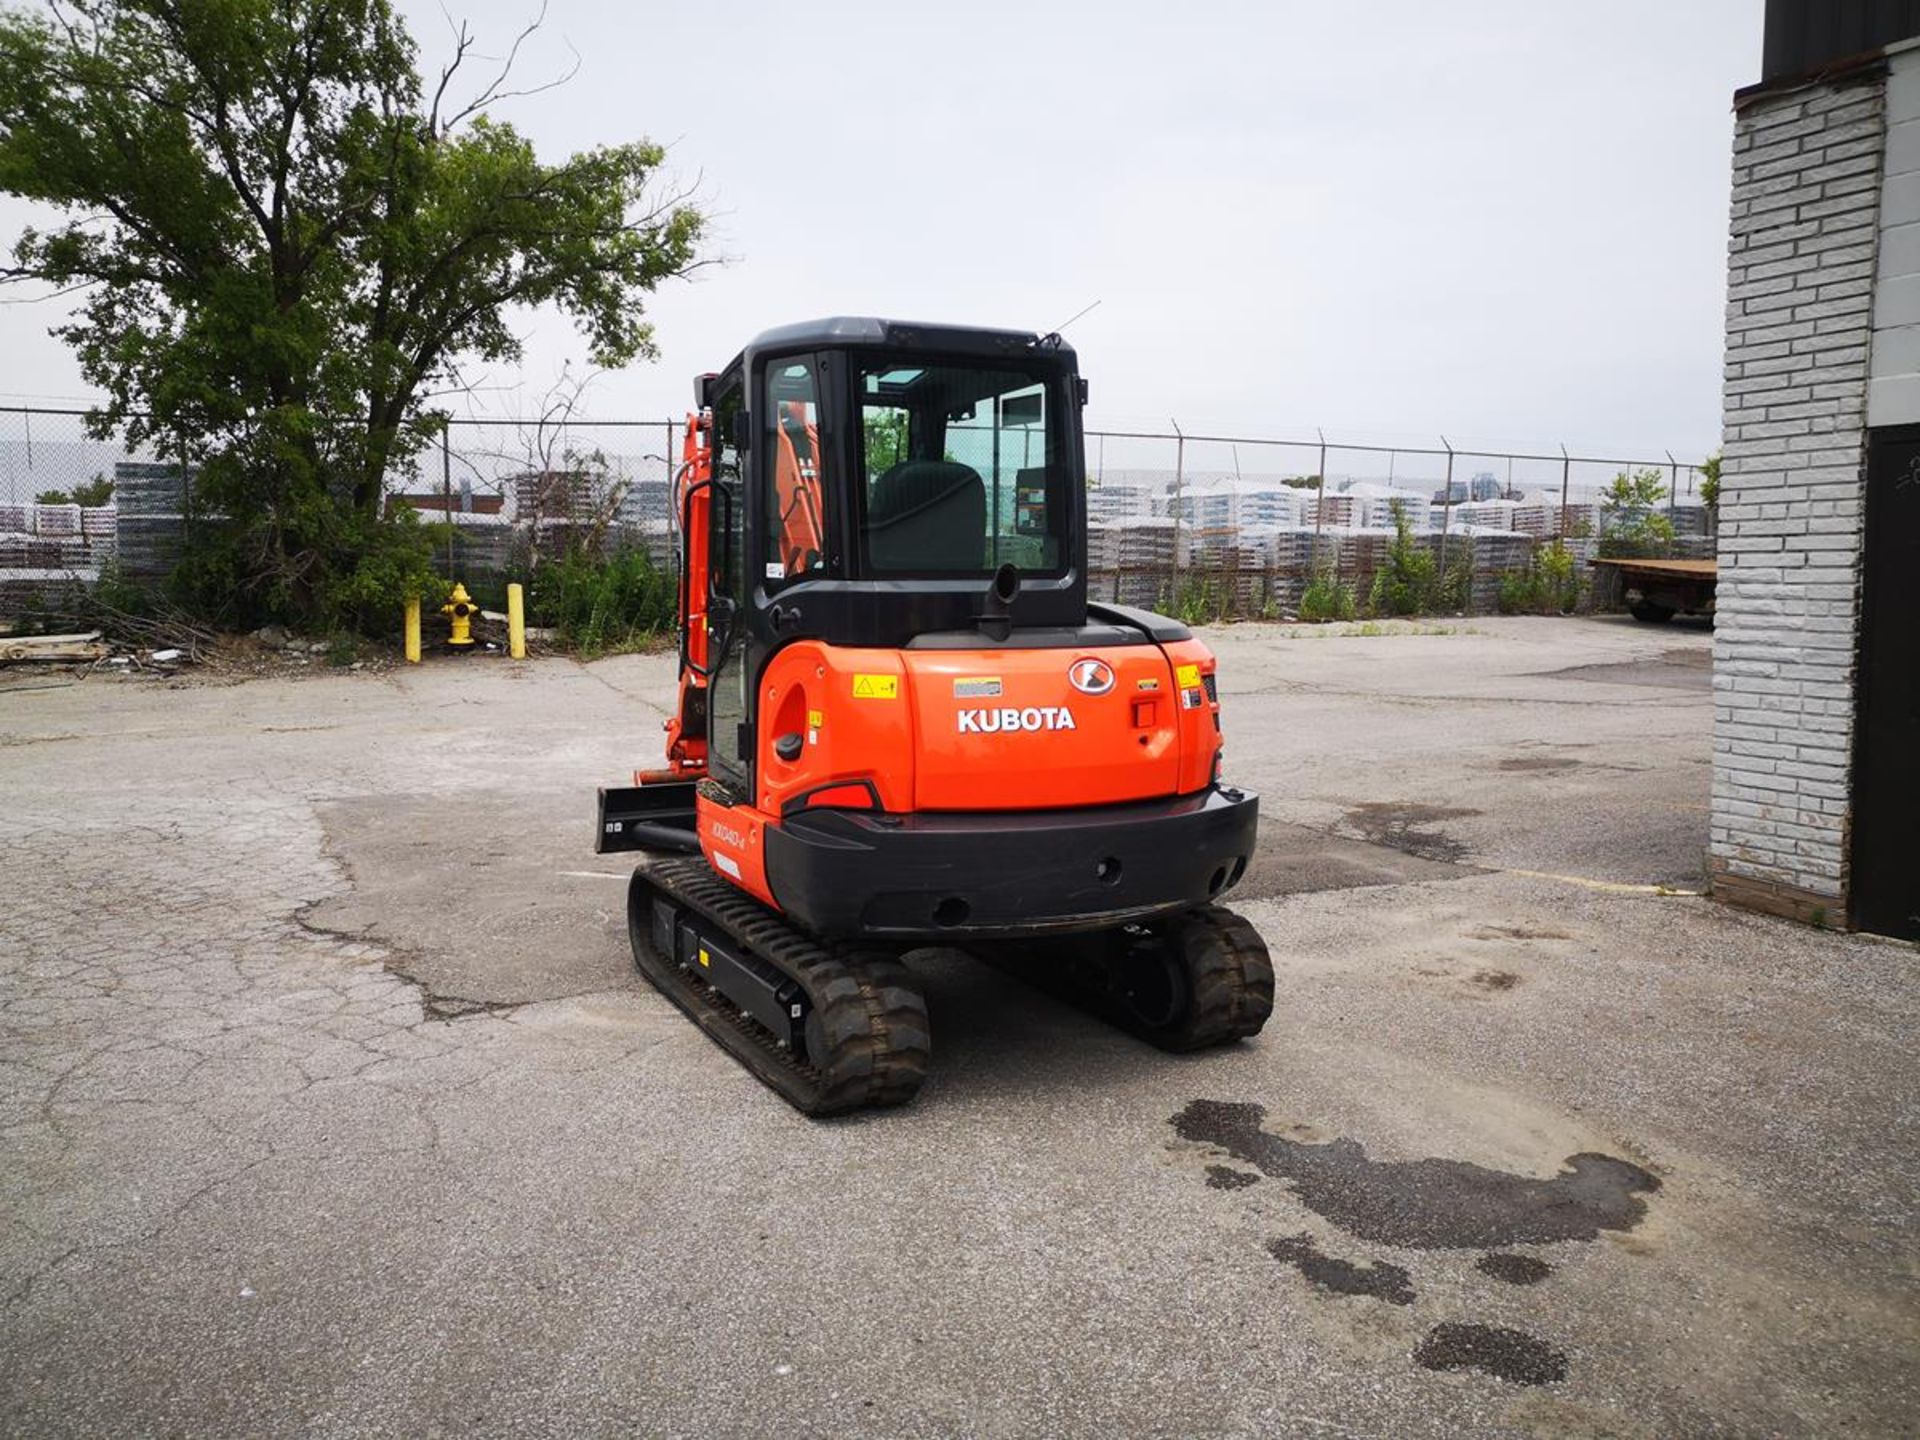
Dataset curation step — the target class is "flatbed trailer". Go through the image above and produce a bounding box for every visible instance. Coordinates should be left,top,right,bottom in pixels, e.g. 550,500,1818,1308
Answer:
1590,557,1716,623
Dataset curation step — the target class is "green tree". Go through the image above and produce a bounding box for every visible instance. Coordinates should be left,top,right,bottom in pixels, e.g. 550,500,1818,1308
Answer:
1599,467,1675,558
1700,451,1721,510
1366,499,1435,617
863,408,908,477
0,0,704,628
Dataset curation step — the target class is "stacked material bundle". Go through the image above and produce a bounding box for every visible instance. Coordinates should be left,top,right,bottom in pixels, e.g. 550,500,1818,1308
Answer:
1086,522,1126,572
1305,492,1357,529
1108,571,1166,609
1454,499,1520,531
114,460,193,579
34,503,81,538
1670,501,1711,537
1510,503,1557,538
0,503,28,533
80,505,117,559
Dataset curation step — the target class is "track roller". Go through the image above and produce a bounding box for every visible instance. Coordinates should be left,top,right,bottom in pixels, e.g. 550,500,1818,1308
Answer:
627,857,929,1115
984,906,1274,1051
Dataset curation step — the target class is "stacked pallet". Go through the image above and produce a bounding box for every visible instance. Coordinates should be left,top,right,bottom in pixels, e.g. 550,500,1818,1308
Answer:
80,506,117,560
114,460,193,580
33,503,81,538
1509,503,1556,538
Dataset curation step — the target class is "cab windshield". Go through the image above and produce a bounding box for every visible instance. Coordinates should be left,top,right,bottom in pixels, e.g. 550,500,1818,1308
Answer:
856,360,1069,575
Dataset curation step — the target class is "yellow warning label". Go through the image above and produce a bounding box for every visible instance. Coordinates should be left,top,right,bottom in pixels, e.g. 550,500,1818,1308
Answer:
807,709,824,730
852,674,899,699
698,948,710,968
1175,663,1202,690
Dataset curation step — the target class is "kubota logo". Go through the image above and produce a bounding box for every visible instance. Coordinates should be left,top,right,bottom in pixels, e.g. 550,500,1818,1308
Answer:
958,706,1078,734
708,819,745,848
1069,658,1116,695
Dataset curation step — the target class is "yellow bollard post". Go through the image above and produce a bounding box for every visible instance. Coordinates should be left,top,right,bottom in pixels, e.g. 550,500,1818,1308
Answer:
404,596,421,663
506,583,526,660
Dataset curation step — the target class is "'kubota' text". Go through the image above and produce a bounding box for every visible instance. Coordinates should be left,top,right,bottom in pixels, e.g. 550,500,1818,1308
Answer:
957,706,1078,734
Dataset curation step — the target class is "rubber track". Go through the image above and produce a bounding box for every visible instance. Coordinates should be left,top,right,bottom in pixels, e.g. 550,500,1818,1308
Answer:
1157,905,1275,1052
986,904,1274,1052
629,857,930,1115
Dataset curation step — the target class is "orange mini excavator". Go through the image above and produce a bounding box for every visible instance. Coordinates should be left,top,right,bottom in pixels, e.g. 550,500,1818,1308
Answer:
596,318,1271,1113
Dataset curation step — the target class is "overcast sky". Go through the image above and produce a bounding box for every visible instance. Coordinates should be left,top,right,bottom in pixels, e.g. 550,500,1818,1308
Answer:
0,0,1760,460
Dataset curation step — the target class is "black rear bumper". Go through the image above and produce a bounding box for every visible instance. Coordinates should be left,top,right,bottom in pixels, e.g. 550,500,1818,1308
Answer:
765,786,1259,940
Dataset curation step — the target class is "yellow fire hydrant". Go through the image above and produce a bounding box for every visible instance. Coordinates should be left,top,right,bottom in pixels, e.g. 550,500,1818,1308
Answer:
441,582,479,650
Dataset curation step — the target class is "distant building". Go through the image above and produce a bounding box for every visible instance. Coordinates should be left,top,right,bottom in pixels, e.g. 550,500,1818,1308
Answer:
617,477,674,526
511,468,602,522
388,479,505,517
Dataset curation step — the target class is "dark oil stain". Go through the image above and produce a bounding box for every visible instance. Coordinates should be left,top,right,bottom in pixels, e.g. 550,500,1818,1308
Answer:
1205,1165,1260,1190
1471,969,1520,992
1497,756,1580,773
1344,802,1480,864
1267,1234,1415,1305
1471,924,1574,941
1413,1322,1567,1386
1171,1100,1659,1249
1476,1253,1553,1285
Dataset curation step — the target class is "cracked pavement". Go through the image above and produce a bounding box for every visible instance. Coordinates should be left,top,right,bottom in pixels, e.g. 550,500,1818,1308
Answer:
2,616,1915,1437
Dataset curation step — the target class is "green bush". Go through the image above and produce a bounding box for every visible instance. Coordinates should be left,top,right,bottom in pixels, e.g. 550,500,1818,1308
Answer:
1299,569,1356,623
168,495,444,636
526,545,676,657
1166,573,1222,626
1367,500,1436,617
1436,552,1472,612
1496,541,1581,615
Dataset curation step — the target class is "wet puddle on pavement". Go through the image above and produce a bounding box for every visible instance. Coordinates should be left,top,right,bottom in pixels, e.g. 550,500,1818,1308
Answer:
1341,802,1480,863
1414,1322,1569,1386
1169,1098,1660,1388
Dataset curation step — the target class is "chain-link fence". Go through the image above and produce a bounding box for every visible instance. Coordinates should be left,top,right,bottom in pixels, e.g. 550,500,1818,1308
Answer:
0,403,1713,620
1082,425,1713,618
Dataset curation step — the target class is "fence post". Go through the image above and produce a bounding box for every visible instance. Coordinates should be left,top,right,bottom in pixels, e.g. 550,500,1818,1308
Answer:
1559,443,1571,539
180,435,193,555
1439,436,1455,608
441,422,454,577
667,418,680,572
1313,428,1328,577
1665,449,1678,530
1169,417,1185,603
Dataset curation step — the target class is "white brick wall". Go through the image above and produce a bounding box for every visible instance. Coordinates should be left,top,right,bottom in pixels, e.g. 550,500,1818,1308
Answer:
1869,49,1920,423
1713,77,1883,903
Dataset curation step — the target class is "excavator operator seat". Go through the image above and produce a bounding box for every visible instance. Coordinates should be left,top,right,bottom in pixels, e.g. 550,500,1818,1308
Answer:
866,460,987,571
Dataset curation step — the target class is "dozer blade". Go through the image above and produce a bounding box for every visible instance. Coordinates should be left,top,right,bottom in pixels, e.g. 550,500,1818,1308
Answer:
982,905,1274,1052
628,857,930,1116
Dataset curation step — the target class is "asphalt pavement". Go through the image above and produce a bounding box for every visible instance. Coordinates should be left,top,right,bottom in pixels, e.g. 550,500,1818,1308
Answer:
2,615,1913,1437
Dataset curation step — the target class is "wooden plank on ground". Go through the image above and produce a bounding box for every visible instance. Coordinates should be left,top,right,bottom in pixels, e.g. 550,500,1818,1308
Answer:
0,631,108,663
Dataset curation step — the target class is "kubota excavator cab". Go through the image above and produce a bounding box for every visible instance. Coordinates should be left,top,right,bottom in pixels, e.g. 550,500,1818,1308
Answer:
597,318,1271,1113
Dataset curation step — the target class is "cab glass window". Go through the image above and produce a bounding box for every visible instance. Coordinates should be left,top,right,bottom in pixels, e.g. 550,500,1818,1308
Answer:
856,362,1067,575
763,355,831,584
